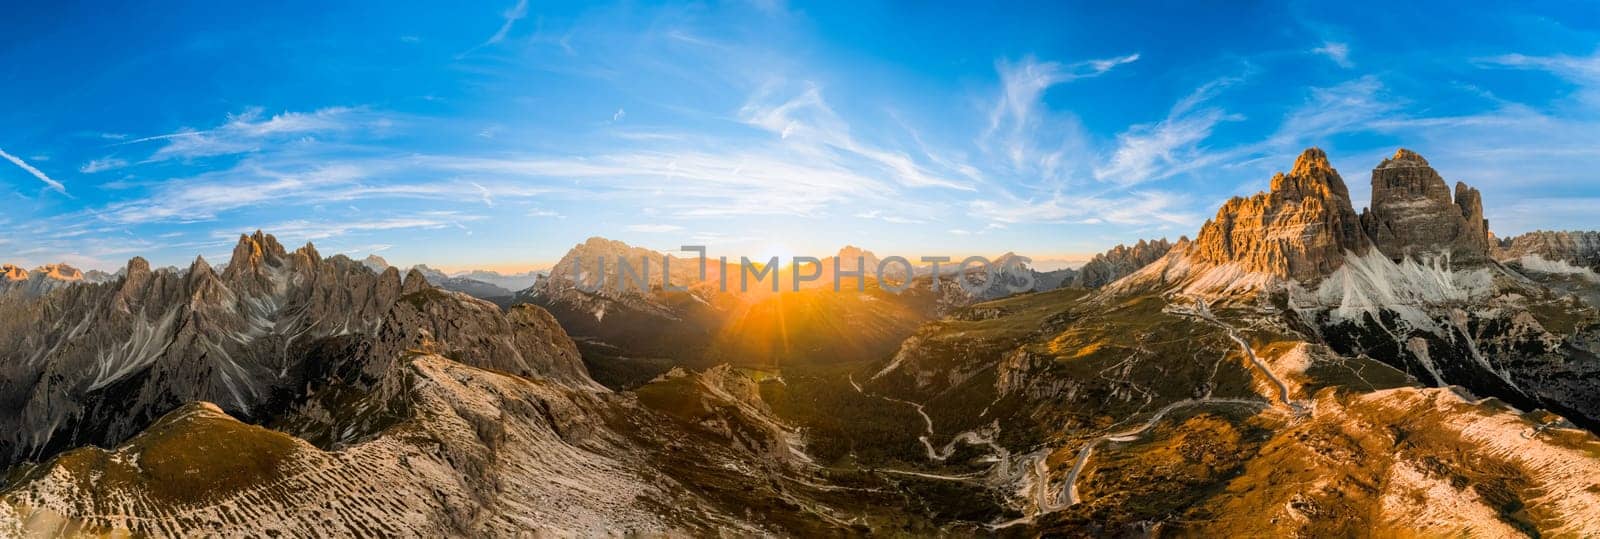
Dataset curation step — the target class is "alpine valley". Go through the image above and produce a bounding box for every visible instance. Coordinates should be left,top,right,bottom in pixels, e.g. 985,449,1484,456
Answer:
6,148,1600,537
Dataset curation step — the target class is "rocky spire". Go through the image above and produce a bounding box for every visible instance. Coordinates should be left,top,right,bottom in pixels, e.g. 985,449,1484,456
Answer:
290,242,322,274
122,257,152,290
1361,149,1491,263
222,230,290,294
185,255,231,305
1190,148,1370,280
1454,182,1490,255
224,231,286,273
402,268,432,295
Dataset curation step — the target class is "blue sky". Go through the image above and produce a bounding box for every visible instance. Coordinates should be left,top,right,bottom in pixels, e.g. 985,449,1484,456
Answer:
3,1,1600,272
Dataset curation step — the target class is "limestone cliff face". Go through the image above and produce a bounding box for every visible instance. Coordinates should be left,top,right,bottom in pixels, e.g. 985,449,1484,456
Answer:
1495,230,1600,269
1361,149,1492,263
1190,148,1371,280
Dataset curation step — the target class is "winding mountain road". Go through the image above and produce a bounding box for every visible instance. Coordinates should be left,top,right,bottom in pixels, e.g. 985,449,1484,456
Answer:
1172,298,1301,411
1058,398,1266,507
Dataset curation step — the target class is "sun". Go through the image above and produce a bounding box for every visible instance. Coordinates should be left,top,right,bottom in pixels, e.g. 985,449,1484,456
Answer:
755,243,794,265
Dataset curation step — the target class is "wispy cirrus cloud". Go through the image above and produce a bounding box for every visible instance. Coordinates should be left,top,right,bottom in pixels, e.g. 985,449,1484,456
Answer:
119,107,384,162
91,157,549,225
739,82,974,190
457,0,529,57
1312,41,1353,68
970,190,1197,228
626,224,684,233
982,54,1138,177
232,214,480,242
1094,78,1243,185
79,157,128,174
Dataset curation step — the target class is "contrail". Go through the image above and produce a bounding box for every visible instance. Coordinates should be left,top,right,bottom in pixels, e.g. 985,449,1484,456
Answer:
0,147,66,194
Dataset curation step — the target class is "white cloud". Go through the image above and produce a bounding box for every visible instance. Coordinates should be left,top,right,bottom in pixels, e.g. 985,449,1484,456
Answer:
1094,108,1232,185
125,107,376,162
1093,76,1248,186
1312,41,1352,68
1270,76,1395,146
442,147,899,218
470,182,494,206
487,0,529,45
626,224,684,233
612,108,626,122
0,148,67,194
80,157,128,174
970,190,1197,227
739,83,973,190
457,0,529,57
1479,52,1600,85
987,54,1140,138
980,54,1135,180
244,216,477,241
94,157,550,225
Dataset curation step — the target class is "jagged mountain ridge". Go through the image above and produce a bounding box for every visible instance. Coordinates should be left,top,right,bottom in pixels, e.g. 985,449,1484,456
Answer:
1116,147,1600,431
842,148,1600,535
359,257,517,300
0,231,591,466
518,238,1086,388
0,231,1016,535
1071,238,1174,289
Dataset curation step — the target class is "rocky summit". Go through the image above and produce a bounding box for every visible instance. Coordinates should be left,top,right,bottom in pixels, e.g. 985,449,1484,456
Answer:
1189,148,1371,281
1130,148,1505,296
1363,149,1493,263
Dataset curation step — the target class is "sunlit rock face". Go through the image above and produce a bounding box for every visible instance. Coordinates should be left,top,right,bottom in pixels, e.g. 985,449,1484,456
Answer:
1361,149,1492,264
0,262,110,298
1190,148,1371,281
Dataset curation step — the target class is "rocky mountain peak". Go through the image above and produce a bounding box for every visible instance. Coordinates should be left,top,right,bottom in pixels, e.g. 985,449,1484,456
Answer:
402,268,432,295
184,255,231,303
125,257,151,278
38,264,84,281
294,242,321,264
222,231,283,277
1,264,25,282
831,245,882,273
1287,147,1333,177
1378,148,1430,168
226,231,287,271
409,264,449,281
1272,147,1353,201
1190,147,1369,280
1362,149,1491,263
118,256,154,298
362,254,391,273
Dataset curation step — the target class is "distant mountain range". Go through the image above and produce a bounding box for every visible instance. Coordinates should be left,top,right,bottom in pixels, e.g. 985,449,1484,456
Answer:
349,254,537,302
5,149,1600,535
